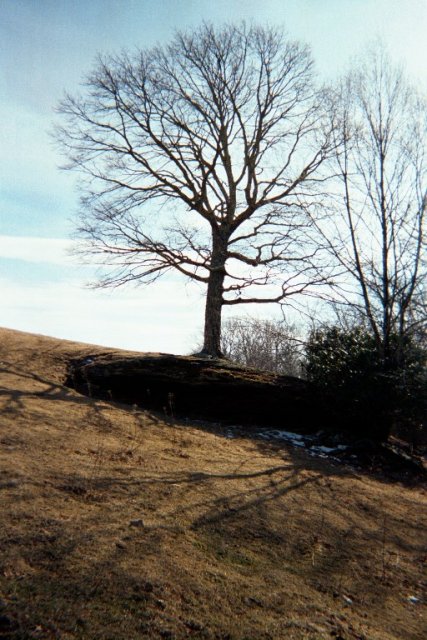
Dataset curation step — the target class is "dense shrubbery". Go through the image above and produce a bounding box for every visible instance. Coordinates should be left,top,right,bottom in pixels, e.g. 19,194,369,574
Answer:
304,326,426,445
210,316,426,446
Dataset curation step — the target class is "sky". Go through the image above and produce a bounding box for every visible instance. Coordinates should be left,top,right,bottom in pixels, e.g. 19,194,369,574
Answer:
1,0,426,353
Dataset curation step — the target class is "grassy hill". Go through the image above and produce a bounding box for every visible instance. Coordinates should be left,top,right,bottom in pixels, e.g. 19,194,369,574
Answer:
0,328,425,639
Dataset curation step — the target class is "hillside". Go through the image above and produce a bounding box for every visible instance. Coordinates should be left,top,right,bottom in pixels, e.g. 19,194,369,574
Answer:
0,327,425,640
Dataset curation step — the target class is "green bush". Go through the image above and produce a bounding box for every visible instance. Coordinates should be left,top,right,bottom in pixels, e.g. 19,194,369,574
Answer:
304,326,426,445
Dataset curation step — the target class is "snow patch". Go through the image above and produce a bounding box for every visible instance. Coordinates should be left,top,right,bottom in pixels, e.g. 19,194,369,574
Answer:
259,430,307,447
255,429,349,461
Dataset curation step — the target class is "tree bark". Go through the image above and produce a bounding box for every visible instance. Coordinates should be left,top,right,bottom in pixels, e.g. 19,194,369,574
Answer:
201,231,228,357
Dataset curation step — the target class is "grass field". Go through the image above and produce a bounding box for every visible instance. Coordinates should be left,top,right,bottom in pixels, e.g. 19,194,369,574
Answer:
0,328,425,639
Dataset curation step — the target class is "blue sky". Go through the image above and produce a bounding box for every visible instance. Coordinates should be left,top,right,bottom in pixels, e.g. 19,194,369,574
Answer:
1,0,426,352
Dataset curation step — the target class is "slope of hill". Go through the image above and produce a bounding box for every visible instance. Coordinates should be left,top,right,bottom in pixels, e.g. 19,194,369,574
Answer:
0,328,425,640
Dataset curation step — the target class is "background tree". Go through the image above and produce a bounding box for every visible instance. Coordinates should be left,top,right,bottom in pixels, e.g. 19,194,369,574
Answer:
220,316,303,375
320,47,426,364
56,23,336,356
309,54,427,444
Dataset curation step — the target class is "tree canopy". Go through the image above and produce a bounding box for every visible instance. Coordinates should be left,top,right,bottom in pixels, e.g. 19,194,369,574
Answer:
56,26,425,359
56,23,336,355
320,48,426,356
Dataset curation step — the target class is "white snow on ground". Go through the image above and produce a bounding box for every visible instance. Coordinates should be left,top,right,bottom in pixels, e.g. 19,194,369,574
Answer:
255,429,349,460
259,430,307,446
313,444,348,454
224,426,350,463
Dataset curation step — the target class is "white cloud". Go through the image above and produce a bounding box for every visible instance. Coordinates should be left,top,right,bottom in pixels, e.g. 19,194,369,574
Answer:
0,272,205,354
0,235,76,265
0,234,205,354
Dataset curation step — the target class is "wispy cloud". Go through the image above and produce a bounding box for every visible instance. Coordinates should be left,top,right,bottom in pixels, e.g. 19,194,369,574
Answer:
0,235,75,265
0,268,205,353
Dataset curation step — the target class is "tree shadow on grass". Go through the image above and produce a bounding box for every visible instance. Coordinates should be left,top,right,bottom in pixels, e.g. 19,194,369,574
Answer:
1,355,424,639
0,357,139,434
2,454,425,640
0,360,89,407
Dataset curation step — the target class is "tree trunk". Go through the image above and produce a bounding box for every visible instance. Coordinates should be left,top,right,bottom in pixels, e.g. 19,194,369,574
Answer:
201,232,228,357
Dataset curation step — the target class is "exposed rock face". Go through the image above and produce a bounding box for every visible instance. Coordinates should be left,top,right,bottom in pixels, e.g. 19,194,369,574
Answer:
65,353,320,430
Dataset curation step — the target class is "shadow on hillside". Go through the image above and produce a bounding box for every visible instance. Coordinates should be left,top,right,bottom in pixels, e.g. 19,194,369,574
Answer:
172,413,426,488
2,446,425,640
32,454,426,585
0,357,112,419
1,343,424,638
49,418,425,556
1,385,425,638
60,349,426,487
0,356,425,485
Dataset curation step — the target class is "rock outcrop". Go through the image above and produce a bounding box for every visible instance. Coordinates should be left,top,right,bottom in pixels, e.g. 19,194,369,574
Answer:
66,353,320,430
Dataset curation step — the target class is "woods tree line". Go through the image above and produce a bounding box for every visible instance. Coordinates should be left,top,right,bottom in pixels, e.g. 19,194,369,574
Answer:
56,24,426,443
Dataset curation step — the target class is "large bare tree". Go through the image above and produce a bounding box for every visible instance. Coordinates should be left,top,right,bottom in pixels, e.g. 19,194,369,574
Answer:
56,23,335,356
321,48,426,361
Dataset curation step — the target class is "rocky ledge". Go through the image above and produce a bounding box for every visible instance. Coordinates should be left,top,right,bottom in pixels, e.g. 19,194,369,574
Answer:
65,353,320,431
65,352,426,480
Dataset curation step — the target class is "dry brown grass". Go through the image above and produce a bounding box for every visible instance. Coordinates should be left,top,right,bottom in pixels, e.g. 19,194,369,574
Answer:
0,327,425,640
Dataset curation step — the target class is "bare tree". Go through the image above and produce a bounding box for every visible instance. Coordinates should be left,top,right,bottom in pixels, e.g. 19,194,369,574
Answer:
320,47,426,362
56,23,335,356
221,316,303,375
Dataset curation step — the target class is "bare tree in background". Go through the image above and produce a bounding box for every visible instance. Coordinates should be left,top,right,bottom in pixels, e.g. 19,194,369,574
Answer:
56,23,336,357
221,316,303,375
321,47,426,361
